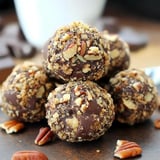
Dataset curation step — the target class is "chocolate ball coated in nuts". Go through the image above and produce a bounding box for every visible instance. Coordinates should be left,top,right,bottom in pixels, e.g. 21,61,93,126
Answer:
43,21,110,82
1,61,54,123
109,69,158,125
45,81,115,142
101,31,130,77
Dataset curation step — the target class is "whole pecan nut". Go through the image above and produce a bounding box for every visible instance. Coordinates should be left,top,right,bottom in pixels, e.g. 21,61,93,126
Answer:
34,127,55,146
0,120,24,134
11,150,48,160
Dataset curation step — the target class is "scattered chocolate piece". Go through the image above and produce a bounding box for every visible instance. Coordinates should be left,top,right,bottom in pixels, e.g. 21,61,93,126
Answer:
0,43,10,57
0,23,36,58
96,17,120,33
119,27,148,51
2,23,20,38
7,40,36,58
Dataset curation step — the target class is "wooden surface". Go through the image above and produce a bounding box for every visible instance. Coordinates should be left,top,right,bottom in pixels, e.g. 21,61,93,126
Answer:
0,107,160,160
1,7,160,160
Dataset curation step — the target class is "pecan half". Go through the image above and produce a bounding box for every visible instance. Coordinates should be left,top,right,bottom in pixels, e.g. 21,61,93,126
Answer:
0,120,24,134
34,127,55,146
11,150,48,160
114,140,142,159
80,41,87,56
154,119,160,129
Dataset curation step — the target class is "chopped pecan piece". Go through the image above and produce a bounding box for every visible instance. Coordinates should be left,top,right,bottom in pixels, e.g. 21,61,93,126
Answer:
154,119,160,129
0,120,24,134
114,140,142,159
34,127,55,146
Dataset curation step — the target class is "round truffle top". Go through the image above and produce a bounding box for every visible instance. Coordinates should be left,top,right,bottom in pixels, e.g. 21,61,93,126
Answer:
1,61,54,122
45,80,115,142
43,21,110,82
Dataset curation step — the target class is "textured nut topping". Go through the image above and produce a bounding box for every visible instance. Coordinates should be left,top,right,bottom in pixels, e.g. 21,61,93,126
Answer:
0,120,24,134
109,68,158,125
11,150,48,160
114,140,142,159
45,81,115,142
0,61,54,123
62,43,77,60
43,21,110,82
101,31,130,77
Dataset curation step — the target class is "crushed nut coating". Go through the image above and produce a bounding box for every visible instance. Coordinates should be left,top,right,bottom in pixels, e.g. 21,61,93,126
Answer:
101,31,130,77
1,61,54,122
45,81,115,142
43,21,110,82
109,68,158,125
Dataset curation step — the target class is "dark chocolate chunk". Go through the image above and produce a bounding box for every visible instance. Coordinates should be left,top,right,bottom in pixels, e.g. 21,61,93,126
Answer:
1,23,36,58
7,41,36,58
119,27,148,51
96,17,120,33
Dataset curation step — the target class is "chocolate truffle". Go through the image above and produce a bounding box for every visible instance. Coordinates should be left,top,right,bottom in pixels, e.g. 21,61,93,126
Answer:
109,69,158,125
1,61,54,122
43,21,110,82
45,81,115,142
101,31,130,77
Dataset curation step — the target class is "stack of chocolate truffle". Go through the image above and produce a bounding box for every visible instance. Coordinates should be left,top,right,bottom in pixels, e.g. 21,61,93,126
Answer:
0,21,159,142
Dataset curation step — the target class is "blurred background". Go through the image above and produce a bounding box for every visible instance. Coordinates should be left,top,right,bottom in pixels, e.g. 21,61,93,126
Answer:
0,0,160,83
1,0,160,19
